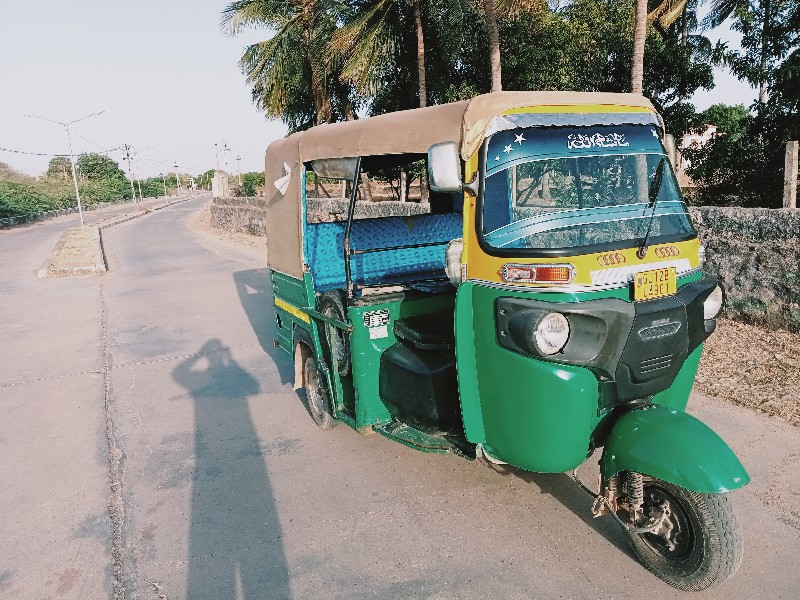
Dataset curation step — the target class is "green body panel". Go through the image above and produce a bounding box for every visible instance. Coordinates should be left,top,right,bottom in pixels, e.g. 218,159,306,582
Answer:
270,270,312,354
458,281,602,472
347,293,455,429
651,343,703,410
454,271,706,473
600,405,750,493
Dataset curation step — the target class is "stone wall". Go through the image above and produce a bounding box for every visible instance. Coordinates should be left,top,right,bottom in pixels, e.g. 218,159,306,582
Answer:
210,197,800,331
208,196,429,233
689,207,800,332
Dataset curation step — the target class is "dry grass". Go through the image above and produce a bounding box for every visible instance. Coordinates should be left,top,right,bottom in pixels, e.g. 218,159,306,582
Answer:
696,317,800,426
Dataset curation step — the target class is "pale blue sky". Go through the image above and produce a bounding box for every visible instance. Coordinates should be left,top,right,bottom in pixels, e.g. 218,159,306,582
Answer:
0,1,756,178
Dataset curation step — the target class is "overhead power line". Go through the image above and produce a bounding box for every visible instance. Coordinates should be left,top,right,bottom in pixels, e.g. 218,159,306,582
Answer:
0,145,123,157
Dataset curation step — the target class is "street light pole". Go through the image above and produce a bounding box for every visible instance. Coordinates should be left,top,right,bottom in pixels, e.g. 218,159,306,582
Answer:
236,154,242,185
64,126,84,227
174,164,182,194
25,110,105,228
124,144,136,202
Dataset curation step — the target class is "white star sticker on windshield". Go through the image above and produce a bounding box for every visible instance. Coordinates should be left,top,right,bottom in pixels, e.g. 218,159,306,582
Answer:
504,144,513,154
651,129,659,137
514,133,526,145
495,155,501,161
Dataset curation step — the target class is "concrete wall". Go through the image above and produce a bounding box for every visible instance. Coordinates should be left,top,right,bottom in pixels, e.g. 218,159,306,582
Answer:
210,197,800,331
209,197,267,236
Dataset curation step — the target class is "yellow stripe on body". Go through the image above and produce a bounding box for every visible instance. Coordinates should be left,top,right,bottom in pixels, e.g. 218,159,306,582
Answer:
274,297,311,323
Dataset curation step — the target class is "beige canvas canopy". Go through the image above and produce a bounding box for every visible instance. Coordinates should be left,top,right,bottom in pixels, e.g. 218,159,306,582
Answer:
264,91,657,278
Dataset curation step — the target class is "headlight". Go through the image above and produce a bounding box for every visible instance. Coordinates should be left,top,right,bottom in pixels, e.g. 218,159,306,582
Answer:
534,312,570,355
703,286,723,319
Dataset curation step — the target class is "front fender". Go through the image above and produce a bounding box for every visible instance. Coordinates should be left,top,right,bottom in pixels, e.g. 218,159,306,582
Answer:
600,405,749,493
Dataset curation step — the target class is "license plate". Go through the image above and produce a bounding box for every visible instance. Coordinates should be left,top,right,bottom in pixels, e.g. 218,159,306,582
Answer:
633,267,677,301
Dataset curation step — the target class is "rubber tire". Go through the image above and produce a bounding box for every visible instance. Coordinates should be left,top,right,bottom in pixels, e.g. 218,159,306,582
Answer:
303,356,336,430
319,290,351,377
624,476,743,591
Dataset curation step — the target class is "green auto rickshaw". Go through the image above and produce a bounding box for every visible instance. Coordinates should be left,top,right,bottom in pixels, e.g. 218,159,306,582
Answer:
263,91,748,590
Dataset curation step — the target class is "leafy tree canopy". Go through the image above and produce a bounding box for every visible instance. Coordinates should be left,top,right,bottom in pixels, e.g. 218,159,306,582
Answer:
76,153,126,181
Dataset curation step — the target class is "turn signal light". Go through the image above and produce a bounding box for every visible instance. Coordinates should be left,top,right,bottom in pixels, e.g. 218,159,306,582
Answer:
500,264,574,284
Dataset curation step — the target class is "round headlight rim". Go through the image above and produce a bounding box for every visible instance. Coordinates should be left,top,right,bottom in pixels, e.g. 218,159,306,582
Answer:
533,311,570,356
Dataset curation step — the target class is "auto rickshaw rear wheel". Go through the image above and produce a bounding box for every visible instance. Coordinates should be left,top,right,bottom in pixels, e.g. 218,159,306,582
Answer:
319,290,351,377
303,356,336,430
624,475,742,591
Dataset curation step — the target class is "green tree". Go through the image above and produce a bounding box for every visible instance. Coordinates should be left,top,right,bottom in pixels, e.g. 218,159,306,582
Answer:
76,153,126,181
46,156,72,180
694,103,750,133
704,0,795,104
331,0,471,109
221,0,353,130
239,172,266,196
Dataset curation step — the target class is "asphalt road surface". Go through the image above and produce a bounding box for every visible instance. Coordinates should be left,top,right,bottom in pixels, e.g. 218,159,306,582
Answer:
1,195,798,599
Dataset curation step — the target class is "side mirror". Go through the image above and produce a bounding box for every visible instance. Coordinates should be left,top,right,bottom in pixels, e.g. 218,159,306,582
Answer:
427,142,462,193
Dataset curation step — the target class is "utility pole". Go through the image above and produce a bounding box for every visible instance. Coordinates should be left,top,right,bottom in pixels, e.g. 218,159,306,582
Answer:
25,110,105,228
236,154,242,185
161,173,167,196
123,144,137,202
174,164,182,194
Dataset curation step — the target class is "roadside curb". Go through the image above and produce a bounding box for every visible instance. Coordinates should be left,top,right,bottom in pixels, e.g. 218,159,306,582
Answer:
37,195,203,278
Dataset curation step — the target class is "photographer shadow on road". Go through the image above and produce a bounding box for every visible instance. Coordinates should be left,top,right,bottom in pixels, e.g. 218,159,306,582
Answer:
173,339,291,600
233,268,294,385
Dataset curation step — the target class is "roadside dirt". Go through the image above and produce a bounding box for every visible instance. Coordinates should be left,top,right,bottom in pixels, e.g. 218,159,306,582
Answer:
697,317,800,426
193,205,800,428
192,203,264,251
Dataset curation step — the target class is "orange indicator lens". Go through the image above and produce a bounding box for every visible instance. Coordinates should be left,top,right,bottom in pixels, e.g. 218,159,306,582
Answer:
534,266,572,283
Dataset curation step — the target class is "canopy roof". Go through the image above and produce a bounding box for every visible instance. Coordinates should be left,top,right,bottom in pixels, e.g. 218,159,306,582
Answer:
263,91,658,278
277,91,656,166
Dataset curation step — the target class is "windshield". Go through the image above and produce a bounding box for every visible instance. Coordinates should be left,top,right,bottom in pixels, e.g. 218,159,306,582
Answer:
481,125,694,254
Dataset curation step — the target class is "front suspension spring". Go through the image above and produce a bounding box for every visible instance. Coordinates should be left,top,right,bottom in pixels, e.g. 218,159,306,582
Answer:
626,471,644,516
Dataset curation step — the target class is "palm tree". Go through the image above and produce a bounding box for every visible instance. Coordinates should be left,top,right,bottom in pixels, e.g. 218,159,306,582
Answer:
481,0,547,92
221,0,347,128
331,0,469,109
631,0,648,93
703,0,778,103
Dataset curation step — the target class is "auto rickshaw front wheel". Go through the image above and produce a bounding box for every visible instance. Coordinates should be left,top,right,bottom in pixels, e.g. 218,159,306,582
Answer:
624,476,742,591
303,356,336,430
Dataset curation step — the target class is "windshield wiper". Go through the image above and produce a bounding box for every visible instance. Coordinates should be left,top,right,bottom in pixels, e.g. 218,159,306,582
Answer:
637,157,666,259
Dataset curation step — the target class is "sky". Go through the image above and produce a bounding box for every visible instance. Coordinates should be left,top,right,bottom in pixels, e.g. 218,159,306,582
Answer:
0,1,757,179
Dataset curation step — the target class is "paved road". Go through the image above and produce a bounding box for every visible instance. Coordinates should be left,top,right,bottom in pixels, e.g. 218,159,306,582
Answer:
1,196,798,599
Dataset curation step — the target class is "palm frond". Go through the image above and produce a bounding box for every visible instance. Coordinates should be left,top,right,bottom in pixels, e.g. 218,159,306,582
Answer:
220,0,291,35
495,0,547,19
648,0,688,30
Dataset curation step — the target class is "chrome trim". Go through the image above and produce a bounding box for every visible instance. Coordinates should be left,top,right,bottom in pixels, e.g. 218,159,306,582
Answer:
590,258,691,286
468,266,702,294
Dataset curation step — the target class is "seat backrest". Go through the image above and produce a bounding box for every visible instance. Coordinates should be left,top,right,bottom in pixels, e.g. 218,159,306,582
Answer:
305,212,463,292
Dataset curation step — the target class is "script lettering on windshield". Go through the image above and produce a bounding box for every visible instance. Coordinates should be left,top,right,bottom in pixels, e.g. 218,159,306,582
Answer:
566,132,630,150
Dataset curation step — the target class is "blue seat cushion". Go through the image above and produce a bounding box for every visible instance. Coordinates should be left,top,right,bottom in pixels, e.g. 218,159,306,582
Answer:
305,213,462,292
